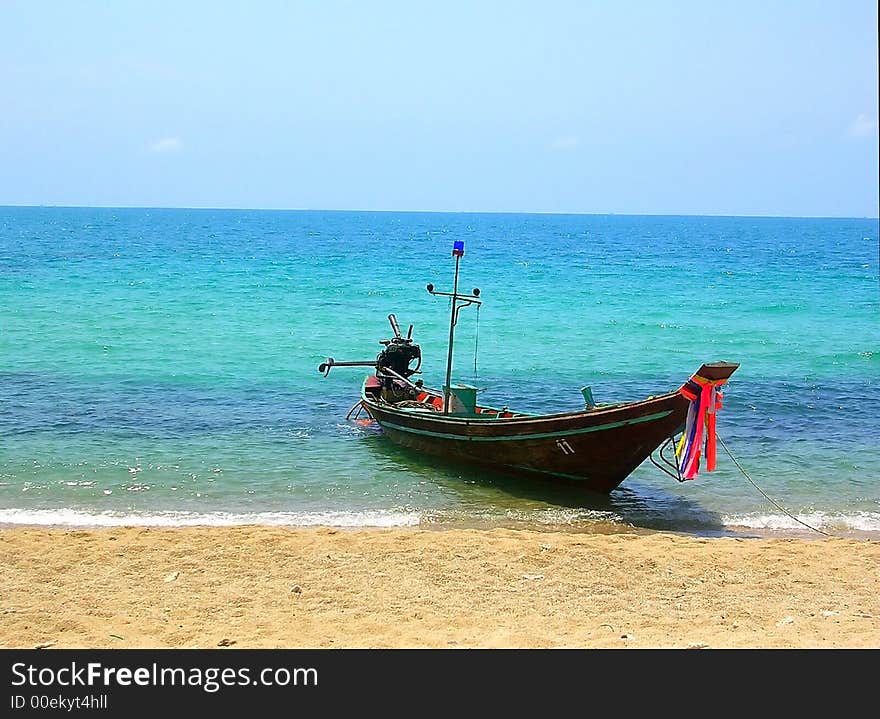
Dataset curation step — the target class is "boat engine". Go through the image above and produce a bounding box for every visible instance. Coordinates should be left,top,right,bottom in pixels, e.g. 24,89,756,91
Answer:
374,315,422,401
316,314,422,401
377,337,421,379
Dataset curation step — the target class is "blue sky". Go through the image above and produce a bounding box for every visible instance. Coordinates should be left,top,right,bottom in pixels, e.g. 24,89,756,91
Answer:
1,1,877,217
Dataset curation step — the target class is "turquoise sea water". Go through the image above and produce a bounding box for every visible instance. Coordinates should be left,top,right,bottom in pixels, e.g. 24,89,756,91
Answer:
1,207,878,536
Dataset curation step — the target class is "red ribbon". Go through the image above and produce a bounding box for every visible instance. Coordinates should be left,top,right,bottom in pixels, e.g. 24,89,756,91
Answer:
678,376,727,478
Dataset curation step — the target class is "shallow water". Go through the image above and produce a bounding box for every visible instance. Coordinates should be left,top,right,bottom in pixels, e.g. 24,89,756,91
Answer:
1,207,877,536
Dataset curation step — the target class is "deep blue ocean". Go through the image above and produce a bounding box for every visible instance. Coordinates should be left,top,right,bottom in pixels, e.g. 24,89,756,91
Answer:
1,207,877,536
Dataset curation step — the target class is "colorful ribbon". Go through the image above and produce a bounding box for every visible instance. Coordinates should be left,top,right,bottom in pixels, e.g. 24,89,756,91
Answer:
675,375,727,480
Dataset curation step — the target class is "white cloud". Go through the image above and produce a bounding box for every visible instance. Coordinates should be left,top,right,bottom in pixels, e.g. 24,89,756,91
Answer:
846,114,878,139
149,137,183,153
550,136,580,151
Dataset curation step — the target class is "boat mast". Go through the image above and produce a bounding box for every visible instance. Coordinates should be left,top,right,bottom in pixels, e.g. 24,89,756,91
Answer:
426,240,481,414
443,246,462,413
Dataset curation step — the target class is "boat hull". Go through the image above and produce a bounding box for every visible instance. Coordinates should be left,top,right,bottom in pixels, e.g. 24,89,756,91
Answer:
363,391,690,493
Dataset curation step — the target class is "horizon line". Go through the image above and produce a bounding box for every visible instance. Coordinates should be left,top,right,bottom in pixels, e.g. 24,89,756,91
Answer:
1,203,878,222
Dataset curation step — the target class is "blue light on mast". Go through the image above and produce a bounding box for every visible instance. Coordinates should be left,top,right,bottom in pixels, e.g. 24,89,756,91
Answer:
452,240,465,257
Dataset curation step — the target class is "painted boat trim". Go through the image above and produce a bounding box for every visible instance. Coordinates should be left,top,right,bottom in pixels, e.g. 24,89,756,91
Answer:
376,410,673,442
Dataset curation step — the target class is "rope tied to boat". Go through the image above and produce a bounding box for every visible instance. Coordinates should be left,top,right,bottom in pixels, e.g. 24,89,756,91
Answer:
675,375,728,479
671,374,834,536
717,434,833,537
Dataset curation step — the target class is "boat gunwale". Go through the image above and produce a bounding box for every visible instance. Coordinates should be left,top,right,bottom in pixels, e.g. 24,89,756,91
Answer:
360,380,683,429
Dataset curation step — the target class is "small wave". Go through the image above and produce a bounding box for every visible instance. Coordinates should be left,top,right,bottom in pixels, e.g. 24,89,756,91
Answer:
0,507,421,529
722,511,880,534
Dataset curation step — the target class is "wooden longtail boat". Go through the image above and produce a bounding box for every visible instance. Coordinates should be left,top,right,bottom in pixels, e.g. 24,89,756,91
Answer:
319,241,738,494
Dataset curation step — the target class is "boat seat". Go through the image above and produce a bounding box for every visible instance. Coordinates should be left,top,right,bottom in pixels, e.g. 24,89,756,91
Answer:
365,375,382,397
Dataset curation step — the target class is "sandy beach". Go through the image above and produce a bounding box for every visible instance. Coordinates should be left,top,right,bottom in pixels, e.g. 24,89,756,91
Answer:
1,526,877,649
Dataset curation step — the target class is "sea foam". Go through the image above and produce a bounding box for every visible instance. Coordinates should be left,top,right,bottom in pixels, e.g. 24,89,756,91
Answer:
0,507,421,529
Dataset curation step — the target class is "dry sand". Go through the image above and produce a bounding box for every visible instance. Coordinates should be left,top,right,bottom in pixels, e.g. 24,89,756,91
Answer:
1,526,878,649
